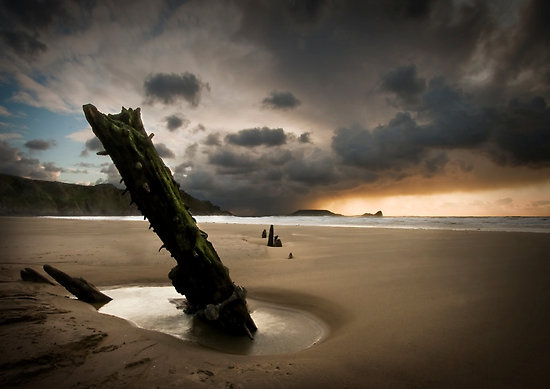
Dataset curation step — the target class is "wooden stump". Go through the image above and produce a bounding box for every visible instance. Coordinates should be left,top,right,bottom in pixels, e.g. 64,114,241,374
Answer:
267,225,274,247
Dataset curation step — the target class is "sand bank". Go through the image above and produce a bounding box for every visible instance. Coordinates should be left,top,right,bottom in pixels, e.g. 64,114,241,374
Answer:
1,217,550,388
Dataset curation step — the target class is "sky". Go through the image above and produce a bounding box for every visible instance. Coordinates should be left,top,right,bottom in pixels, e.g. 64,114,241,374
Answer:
0,0,549,216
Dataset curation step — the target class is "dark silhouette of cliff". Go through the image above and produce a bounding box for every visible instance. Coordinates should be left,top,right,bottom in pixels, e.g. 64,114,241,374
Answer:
0,174,230,216
291,209,342,216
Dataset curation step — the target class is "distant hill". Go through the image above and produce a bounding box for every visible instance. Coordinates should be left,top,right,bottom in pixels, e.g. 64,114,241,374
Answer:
362,210,383,217
291,209,384,217
0,174,231,216
291,209,343,216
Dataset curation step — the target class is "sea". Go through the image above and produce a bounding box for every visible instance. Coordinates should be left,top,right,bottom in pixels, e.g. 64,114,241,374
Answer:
41,215,550,234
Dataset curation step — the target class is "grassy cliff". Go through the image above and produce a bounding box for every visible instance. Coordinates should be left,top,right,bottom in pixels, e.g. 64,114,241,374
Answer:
0,174,230,216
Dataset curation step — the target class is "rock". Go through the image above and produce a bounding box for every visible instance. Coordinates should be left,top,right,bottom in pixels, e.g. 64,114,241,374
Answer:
261,229,267,238
274,238,283,247
288,252,293,259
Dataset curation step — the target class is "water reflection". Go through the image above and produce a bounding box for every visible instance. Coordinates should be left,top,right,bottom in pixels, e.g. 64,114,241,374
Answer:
99,286,326,355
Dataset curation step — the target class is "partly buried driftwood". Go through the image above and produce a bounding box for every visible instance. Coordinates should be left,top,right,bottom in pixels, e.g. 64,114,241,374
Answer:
267,225,274,247
20,267,55,285
83,104,257,338
267,224,282,247
43,264,112,306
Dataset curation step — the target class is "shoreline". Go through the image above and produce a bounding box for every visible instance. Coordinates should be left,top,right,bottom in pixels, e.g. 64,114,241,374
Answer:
4,214,550,234
2,217,550,387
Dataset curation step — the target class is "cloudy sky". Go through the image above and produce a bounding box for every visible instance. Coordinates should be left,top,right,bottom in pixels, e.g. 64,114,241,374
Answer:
1,0,549,216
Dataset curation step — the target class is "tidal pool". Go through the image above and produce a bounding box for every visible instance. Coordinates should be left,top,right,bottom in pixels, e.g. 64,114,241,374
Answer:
99,286,327,355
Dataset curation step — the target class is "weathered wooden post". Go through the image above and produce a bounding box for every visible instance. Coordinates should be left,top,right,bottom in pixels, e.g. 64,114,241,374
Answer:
83,104,256,337
43,264,112,306
267,225,274,247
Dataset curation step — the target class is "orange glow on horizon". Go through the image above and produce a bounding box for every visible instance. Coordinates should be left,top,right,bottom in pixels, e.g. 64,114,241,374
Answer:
315,184,550,217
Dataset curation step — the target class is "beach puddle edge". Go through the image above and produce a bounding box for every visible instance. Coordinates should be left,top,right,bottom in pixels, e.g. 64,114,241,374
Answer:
98,285,330,356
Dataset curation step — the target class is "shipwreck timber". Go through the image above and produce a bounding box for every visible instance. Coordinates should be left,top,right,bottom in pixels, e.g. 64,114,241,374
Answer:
83,104,256,337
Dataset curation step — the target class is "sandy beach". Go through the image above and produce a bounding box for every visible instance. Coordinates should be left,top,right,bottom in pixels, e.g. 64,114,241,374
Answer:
1,217,550,388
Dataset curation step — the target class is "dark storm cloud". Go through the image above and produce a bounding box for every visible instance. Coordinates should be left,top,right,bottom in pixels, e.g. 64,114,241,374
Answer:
203,133,221,146
333,76,550,174
286,155,336,185
421,82,550,168
423,152,449,177
179,148,343,215
235,0,491,88
155,143,176,159
176,166,284,215
420,77,488,148
225,127,287,147
24,139,56,150
207,144,283,175
0,30,47,59
208,149,259,174
164,113,189,132
9,0,94,34
491,0,550,91
285,0,328,24
381,65,426,108
486,97,550,167
262,90,301,110
80,137,103,157
144,72,209,107
390,0,433,19
332,114,425,172
177,137,346,214
177,167,215,194
298,132,311,143
1,0,69,30
0,140,62,180
0,0,91,60
85,137,102,151
226,0,503,149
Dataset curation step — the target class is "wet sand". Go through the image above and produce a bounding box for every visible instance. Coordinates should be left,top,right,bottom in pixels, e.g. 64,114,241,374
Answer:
1,217,550,388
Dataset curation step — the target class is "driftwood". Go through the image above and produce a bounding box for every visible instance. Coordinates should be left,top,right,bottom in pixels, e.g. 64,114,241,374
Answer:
267,225,282,247
20,267,55,285
83,104,256,337
43,264,112,305
267,225,274,247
